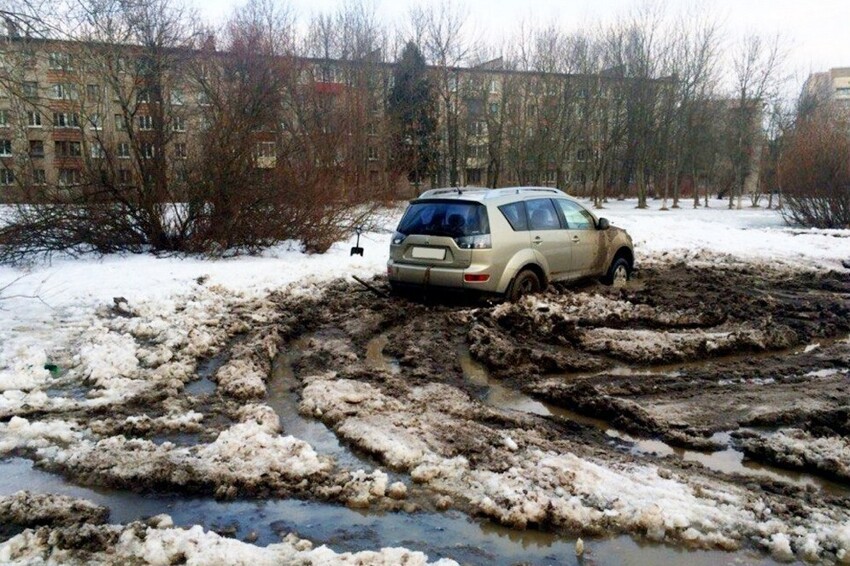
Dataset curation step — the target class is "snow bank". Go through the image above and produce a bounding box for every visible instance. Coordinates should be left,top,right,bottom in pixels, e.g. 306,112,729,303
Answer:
0,520,457,565
300,371,850,560
0,491,108,528
740,429,850,482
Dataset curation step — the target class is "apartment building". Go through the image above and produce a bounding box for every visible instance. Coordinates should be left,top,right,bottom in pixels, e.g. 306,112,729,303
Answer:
0,32,676,202
801,67,850,117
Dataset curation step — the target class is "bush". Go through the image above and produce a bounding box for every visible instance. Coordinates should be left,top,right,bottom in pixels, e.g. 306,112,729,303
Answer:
779,112,850,229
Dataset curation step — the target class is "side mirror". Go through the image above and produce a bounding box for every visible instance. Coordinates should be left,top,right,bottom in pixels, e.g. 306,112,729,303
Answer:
597,217,610,230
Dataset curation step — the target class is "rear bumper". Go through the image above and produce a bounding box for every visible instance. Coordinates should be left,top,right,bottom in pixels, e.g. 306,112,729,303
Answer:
387,260,501,294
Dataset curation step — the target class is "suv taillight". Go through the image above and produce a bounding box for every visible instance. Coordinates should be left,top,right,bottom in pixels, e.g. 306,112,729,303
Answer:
454,234,491,249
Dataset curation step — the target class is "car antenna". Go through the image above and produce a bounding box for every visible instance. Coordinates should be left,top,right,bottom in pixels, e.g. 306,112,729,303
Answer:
456,187,463,195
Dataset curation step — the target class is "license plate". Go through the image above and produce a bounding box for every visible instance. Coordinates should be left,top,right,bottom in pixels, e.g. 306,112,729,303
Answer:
411,247,446,260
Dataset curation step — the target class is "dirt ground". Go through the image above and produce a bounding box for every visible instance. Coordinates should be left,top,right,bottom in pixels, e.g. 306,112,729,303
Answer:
2,261,850,563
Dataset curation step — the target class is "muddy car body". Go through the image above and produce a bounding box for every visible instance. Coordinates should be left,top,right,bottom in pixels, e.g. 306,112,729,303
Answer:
387,187,634,299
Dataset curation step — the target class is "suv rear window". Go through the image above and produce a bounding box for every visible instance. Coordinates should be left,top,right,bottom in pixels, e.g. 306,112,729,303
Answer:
397,201,490,237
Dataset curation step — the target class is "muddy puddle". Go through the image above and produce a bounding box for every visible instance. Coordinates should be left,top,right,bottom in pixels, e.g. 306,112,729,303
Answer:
0,457,774,565
267,348,378,475
458,347,850,497
365,334,401,374
184,354,226,396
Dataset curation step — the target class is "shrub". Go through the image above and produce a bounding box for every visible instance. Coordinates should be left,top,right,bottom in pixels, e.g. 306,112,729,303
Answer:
779,112,850,229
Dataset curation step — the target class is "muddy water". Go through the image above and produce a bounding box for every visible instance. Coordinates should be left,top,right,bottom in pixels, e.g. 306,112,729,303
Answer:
458,347,850,496
267,349,376,475
184,354,225,396
365,334,401,374
0,457,775,565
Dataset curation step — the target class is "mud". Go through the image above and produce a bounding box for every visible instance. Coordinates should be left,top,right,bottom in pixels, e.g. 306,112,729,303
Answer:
2,262,850,563
272,263,850,560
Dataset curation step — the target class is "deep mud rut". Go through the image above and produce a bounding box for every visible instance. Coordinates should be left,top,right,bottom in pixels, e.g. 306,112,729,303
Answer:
2,261,850,564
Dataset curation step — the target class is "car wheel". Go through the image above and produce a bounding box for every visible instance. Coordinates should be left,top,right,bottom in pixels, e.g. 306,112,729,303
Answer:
602,257,631,287
508,269,542,302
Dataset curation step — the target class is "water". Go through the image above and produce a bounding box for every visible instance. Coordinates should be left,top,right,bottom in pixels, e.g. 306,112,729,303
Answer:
267,348,377,475
0,458,775,565
185,354,226,396
458,347,850,496
365,334,401,374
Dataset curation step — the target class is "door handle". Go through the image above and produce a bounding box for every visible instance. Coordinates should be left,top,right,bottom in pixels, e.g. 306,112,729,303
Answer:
572,236,580,243
533,236,542,245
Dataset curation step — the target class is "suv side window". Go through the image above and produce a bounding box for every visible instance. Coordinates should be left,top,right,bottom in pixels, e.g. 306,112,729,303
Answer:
498,201,528,231
556,199,595,230
526,198,561,230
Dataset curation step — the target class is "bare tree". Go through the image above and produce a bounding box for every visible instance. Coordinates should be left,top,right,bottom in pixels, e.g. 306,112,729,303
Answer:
409,0,474,187
727,32,784,209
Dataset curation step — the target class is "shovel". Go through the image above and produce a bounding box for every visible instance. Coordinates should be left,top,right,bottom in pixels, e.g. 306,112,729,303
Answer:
350,226,364,257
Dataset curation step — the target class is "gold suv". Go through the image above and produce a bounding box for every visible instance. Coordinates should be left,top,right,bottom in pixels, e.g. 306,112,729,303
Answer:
387,187,634,300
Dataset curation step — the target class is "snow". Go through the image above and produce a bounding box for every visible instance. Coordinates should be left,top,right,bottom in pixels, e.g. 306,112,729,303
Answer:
2,199,848,396
597,198,850,271
1,199,849,562
0,521,458,565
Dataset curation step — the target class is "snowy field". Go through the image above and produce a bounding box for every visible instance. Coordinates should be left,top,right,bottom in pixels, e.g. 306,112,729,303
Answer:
1,198,849,564
2,198,848,393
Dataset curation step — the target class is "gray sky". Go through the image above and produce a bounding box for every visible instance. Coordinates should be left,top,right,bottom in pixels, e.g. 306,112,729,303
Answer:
190,0,850,94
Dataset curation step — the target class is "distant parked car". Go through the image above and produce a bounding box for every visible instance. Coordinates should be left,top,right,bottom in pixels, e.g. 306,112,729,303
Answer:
387,187,635,300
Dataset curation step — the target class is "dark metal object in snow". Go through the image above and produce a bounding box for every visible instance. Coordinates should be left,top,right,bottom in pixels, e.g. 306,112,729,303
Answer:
350,226,364,257
352,275,387,298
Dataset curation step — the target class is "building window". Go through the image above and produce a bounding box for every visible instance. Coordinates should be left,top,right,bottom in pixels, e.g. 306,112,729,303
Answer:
172,115,186,132
367,146,378,161
448,76,458,93
466,144,487,159
88,114,102,130
468,120,487,136
318,65,338,83
141,142,154,158
48,52,73,71
576,149,587,162
115,114,127,131
90,143,105,159
58,168,81,186
53,113,79,128
489,103,500,115
86,84,101,101
170,89,184,105
0,139,11,156
27,111,42,127
118,169,131,185
55,141,82,158
489,79,500,94
29,140,44,158
0,168,14,185
51,83,78,100
23,82,38,98
197,91,210,106
0,110,8,127
117,142,131,158
138,115,153,130
253,141,275,168
33,169,46,185
366,122,377,136
466,168,482,185
174,143,187,159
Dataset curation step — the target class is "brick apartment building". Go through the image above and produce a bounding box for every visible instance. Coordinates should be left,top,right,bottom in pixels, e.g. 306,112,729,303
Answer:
0,31,683,202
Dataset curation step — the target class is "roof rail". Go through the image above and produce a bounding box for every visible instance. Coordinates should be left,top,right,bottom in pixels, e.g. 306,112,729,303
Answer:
419,187,488,198
513,187,561,194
